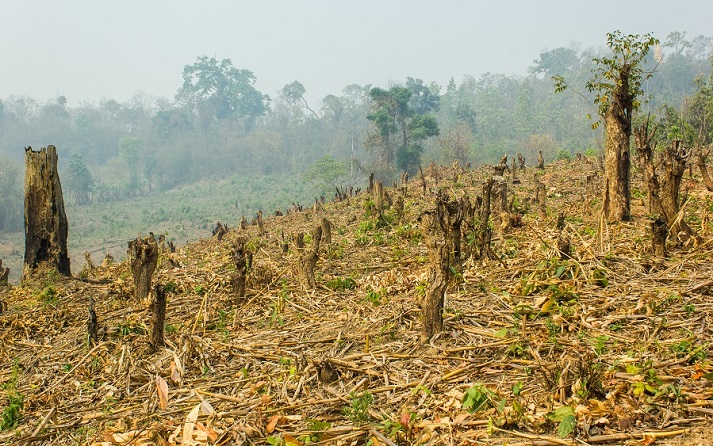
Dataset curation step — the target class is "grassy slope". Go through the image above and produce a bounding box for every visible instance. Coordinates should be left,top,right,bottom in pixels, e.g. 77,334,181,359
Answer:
0,174,320,283
1,159,712,445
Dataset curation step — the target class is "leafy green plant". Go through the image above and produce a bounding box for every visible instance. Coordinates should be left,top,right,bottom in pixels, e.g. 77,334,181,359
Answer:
38,286,59,306
547,406,576,438
325,276,356,291
343,391,373,425
365,288,383,306
1,361,24,431
462,383,497,413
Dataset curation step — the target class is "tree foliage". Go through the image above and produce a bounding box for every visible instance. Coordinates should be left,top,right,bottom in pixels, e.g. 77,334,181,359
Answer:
176,56,269,126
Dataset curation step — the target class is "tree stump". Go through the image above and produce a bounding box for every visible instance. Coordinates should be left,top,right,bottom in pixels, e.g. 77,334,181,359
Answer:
87,295,98,345
23,145,71,277
493,155,508,176
213,221,228,240
231,239,249,300
257,210,265,234
491,176,509,215
651,218,668,257
517,153,526,170
128,235,159,301
0,260,9,286
297,226,322,289
420,190,464,342
373,181,384,216
321,218,332,245
535,181,547,215
150,283,167,351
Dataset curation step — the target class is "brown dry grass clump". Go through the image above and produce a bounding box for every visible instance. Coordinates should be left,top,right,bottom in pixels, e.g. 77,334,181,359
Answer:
1,158,713,445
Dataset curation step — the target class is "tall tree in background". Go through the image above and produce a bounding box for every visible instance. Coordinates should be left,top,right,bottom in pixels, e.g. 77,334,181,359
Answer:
556,31,658,221
176,56,269,128
66,154,95,205
366,85,439,175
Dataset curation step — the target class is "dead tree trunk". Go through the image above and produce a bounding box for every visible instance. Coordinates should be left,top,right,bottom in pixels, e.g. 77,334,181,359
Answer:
373,181,384,216
297,226,322,289
212,222,228,240
128,235,159,301
150,283,167,351
537,150,545,169
517,153,526,170
231,239,249,300
23,146,71,277
535,179,547,215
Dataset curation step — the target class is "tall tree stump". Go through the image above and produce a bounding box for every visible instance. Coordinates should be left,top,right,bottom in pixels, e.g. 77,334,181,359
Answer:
0,260,9,286
420,191,464,342
87,295,98,345
537,150,545,169
128,235,159,301
297,226,322,289
23,145,71,277
231,239,249,300
321,218,332,245
150,283,167,351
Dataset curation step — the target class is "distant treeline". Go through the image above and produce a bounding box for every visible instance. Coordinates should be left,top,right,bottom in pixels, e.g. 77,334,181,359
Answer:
0,31,711,232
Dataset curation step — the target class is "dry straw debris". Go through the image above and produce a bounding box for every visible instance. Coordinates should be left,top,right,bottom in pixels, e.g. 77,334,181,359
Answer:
1,158,713,445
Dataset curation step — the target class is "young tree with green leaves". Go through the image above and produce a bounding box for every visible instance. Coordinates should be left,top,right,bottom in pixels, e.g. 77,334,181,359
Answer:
555,31,658,221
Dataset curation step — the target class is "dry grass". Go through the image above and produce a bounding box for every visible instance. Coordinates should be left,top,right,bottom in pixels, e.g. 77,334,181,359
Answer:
1,158,712,445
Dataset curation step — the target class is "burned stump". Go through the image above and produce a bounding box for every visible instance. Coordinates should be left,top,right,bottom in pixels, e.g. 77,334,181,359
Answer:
128,235,159,301
231,239,250,300
23,145,71,278
651,218,668,257
150,283,167,351
0,260,8,286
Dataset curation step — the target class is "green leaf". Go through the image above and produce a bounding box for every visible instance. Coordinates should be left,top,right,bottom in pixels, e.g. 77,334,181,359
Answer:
494,328,508,338
557,414,576,438
547,405,575,422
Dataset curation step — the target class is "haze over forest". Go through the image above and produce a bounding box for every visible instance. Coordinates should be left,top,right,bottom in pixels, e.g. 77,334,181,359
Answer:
1,1,713,277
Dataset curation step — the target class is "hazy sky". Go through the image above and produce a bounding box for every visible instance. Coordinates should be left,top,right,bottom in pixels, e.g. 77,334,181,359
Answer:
1,0,711,107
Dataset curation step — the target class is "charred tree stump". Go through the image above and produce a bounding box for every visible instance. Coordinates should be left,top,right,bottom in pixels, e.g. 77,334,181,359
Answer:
321,218,332,245
651,217,668,257
240,216,247,230
128,235,159,301
87,295,98,346
0,260,9,286
150,283,167,352
400,172,409,197
419,165,427,194
537,150,545,169
491,177,509,215
231,239,249,300
535,180,547,215
23,145,71,277
474,179,494,259
517,153,526,170
213,221,228,240
297,226,322,289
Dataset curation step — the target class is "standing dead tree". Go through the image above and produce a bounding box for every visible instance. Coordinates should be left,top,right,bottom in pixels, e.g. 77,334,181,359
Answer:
23,145,71,277
128,235,159,301
296,226,323,289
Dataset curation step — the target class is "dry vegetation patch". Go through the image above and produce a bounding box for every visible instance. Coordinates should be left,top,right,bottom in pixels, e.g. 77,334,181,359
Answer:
1,159,713,445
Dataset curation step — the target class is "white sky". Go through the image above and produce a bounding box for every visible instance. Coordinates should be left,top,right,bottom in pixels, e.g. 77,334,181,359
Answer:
1,0,711,108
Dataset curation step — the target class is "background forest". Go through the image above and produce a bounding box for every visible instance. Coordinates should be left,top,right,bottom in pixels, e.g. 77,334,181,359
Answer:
0,31,711,245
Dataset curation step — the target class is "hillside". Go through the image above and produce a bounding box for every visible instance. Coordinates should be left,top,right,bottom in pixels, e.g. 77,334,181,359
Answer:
1,158,713,445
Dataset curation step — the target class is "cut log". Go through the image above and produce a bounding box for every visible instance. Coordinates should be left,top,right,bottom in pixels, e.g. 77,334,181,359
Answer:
23,145,71,277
